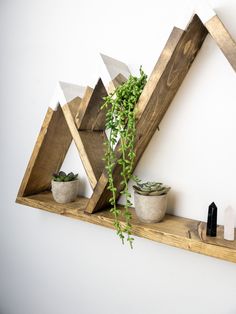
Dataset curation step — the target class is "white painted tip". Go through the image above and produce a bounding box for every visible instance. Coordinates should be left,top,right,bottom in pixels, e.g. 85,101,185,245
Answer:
175,1,216,29
100,53,131,80
175,2,195,30
49,82,61,110
59,81,85,102
194,0,216,24
49,81,85,110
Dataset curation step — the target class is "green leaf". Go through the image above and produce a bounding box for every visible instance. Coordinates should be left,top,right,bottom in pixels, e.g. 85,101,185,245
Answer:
58,171,66,177
100,65,147,248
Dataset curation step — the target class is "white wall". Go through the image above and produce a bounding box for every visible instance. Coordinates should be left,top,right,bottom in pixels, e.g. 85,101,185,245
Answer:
1,0,236,313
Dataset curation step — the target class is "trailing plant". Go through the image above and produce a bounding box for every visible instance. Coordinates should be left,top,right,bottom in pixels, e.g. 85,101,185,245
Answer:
133,180,171,196
101,67,147,248
52,171,78,182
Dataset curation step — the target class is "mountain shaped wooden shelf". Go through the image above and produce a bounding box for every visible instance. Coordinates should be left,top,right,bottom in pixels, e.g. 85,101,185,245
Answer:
16,10,236,264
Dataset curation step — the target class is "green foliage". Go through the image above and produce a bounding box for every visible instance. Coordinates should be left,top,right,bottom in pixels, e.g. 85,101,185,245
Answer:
133,180,171,196
101,67,147,248
52,171,78,182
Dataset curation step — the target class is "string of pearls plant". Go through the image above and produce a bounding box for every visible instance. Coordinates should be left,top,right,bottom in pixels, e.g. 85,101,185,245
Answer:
101,67,147,248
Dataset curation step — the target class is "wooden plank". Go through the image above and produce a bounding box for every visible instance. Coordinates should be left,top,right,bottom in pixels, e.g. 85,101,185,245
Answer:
198,222,236,250
75,78,108,131
16,191,88,214
16,191,236,264
61,101,97,189
86,14,208,214
75,86,93,129
62,102,107,189
205,15,236,72
107,73,127,93
78,131,107,184
17,97,81,197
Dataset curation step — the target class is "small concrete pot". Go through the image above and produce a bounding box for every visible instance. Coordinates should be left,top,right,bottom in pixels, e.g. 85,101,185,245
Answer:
51,179,79,204
134,191,168,223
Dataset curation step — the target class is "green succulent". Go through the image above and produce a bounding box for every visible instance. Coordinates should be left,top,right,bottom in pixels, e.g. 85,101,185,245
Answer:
133,180,170,196
52,171,78,182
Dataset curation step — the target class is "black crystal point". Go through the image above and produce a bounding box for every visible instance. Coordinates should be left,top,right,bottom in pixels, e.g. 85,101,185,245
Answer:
206,202,217,237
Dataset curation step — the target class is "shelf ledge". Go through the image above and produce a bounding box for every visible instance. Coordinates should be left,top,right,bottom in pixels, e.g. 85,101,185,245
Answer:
16,191,236,264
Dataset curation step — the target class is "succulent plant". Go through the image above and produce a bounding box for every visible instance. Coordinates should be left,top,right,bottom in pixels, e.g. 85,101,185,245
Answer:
52,171,78,182
133,181,170,196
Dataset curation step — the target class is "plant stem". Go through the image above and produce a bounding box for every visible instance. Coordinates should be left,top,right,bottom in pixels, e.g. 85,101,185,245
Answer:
102,67,147,247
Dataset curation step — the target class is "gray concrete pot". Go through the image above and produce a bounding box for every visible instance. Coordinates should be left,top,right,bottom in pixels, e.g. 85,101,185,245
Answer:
51,179,79,203
134,191,168,223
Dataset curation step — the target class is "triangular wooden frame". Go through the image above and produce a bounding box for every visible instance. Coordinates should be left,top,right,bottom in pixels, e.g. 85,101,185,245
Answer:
86,12,236,214
16,10,236,263
17,11,236,210
17,78,108,197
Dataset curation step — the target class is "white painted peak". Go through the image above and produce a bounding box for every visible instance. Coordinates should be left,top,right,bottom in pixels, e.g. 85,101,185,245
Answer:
175,1,216,30
100,53,131,80
59,81,85,103
175,1,195,30
49,81,85,110
49,82,62,110
195,0,216,24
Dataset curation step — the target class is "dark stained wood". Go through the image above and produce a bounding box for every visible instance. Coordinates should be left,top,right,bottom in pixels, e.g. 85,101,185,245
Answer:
75,78,108,131
205,15,236,72
86,15,208,214
17,97,81,197
78,131,107,184
16,191,236,264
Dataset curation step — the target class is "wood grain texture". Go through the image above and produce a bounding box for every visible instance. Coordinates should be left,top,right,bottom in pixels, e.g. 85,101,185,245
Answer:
75,78,108,131
75,86,93,128
16,192,236,264
62,103,96,189
16,191,88,214
17,97,81,197
16,13,236,266
62,101,107,189
205,15,236,72
86,14,208,214
198,222,236,250
78,131,107,185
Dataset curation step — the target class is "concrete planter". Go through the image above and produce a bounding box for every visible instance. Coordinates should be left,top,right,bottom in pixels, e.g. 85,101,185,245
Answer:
134,191,168,223
51,179,79,203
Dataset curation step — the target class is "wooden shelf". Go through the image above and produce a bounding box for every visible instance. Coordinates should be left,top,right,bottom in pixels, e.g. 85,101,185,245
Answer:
16,12,236,264
16,191,236,263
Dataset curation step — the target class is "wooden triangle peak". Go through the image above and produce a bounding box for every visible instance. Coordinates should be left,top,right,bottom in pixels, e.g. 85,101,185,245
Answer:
49,81,85,110
100,53,131,92
75,78,108,131
17,11,236,214
180,4,236,72
16,9,236,264
17,78,110,197
86,11,236,214
100,53,131,80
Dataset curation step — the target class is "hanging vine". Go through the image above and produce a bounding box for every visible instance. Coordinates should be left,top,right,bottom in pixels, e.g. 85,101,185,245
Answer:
101,67,147,247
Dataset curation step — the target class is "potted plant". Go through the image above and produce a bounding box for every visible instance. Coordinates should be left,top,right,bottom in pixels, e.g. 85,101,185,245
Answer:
51,171,79,203
133,181,171,223
102,67,147,247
